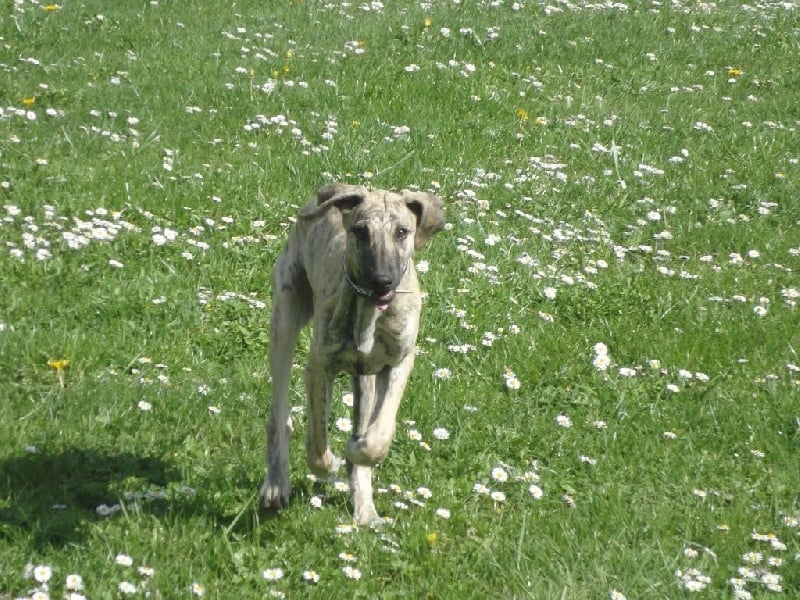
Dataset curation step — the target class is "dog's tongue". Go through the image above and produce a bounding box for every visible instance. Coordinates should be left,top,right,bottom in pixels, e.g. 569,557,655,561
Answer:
375,290,395,311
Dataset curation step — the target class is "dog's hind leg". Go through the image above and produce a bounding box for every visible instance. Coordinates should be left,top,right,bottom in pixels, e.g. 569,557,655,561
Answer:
305,355,341,478
260,256,311,510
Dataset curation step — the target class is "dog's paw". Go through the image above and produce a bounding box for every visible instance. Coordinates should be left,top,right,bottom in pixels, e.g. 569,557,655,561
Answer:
345,436,390,467
259,476,291,510
353,503,382,527
345,437,370,466
308,448,342,477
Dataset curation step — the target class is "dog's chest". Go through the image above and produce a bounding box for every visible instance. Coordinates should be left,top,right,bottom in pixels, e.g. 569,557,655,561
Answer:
325,311,417,376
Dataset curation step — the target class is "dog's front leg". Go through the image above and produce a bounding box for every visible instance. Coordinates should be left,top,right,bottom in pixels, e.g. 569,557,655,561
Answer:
305,357,341,477
346,355,414,525
346,354,413,468
348,374,380,525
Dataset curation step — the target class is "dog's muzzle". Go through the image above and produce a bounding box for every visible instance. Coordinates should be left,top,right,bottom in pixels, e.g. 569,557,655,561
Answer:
343,259,409,311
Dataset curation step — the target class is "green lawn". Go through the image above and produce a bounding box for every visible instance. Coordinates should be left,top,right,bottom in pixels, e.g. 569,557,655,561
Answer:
1,1,798,598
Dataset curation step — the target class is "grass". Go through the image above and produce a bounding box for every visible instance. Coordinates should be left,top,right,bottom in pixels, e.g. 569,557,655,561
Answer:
1,0,799,598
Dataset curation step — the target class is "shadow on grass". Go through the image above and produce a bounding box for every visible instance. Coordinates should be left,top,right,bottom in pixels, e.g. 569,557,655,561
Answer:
0,448,178,549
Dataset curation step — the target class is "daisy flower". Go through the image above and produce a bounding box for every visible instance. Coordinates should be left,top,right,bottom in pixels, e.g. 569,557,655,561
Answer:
302,570,320,583
66,573,84,591
118,581,137,594
335,523,354,535
433,367,452,379
473,483,490,495
742,551,762,564
34,565,52,583
556,414,572,428
491,466,509,482
263,567,284,581
432,427,450,440
342,566,362,580
115,554,134,567
593,353,611,371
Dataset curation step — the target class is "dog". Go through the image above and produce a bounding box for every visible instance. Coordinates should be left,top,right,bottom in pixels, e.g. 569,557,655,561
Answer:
259,183,445,525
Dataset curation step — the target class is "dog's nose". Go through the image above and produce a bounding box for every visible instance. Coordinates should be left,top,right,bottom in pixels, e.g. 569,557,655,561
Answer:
371,274,393,293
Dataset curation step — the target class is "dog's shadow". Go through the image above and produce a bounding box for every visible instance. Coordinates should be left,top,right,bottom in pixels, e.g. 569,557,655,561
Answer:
0,448,179,549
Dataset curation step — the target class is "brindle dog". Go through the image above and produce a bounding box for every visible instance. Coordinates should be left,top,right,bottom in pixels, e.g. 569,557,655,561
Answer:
259,184,445,524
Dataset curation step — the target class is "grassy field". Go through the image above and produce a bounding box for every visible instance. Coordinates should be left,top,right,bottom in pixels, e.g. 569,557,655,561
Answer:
2,0,799,598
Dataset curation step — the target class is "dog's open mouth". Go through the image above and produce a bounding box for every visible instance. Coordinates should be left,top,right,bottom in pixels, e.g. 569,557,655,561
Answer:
372,290,396,312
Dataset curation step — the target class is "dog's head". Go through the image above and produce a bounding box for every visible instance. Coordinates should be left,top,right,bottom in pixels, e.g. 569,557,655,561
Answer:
300,184,445,310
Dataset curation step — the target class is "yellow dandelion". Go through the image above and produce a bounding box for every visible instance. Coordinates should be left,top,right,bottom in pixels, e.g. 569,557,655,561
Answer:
271,69,279,79
516,108,529,121
23,97,36,107
423,18,432,28
285,49,293,59
351,119,360,127
357,40,366,48
47,358,70,370
47,359,70,388
44,4,60,12
425,532,438,545
728,67,742,77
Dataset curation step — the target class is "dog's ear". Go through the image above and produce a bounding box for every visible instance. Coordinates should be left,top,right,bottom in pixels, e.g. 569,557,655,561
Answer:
299,184,368,219
404,191,445,249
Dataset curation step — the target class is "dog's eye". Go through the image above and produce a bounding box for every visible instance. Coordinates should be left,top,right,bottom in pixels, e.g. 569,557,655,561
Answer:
350,225,369,241
395,227,409,241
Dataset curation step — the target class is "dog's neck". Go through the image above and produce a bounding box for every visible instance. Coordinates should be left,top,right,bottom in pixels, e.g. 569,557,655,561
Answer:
329,259,415,355
327,279,381,354
352,296,379,354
